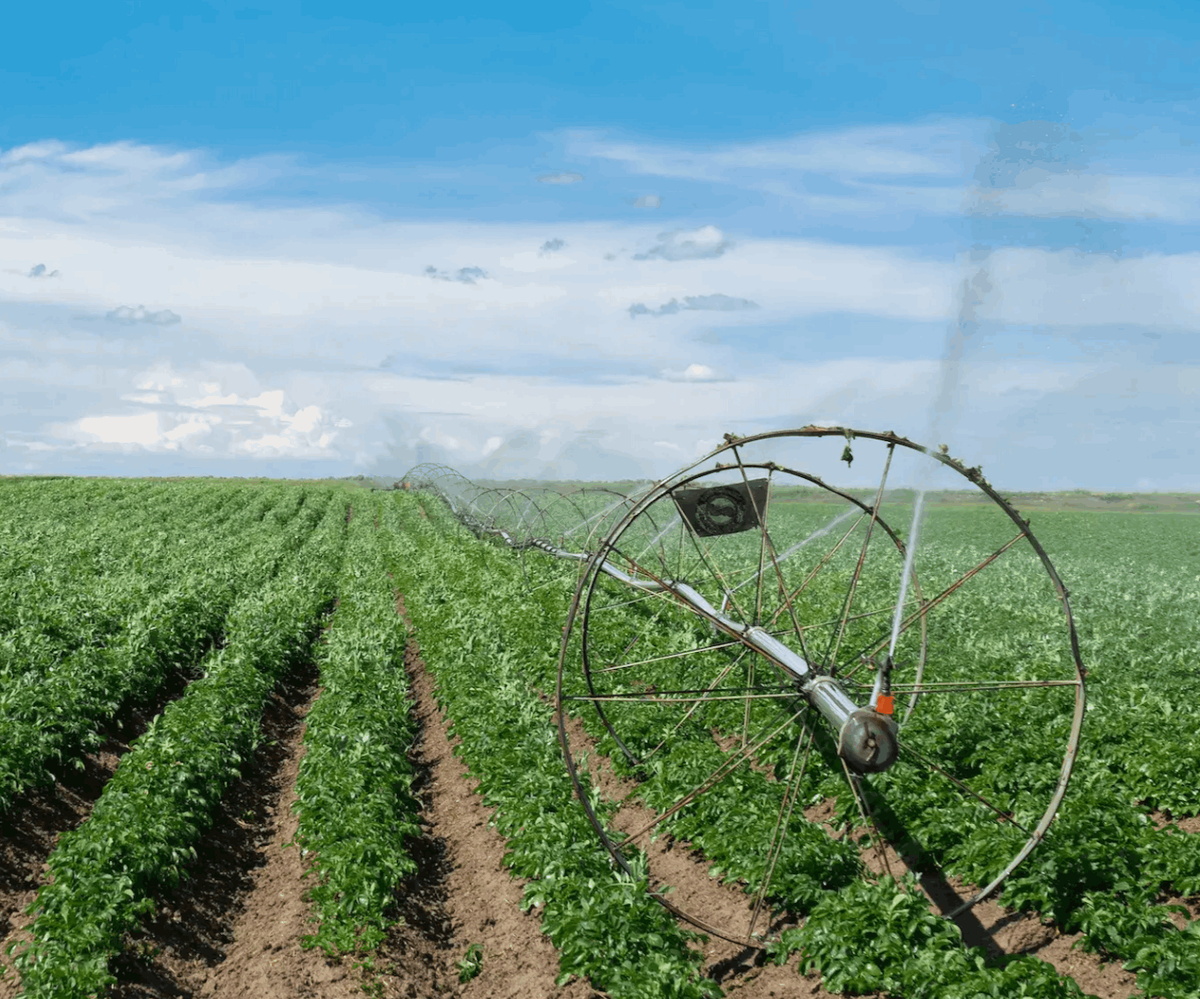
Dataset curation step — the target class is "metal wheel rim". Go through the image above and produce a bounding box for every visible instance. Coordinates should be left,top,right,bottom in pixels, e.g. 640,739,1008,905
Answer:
555,427,1087,947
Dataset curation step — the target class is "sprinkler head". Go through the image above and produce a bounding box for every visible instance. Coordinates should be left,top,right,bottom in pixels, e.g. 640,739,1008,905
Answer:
838,709,900,774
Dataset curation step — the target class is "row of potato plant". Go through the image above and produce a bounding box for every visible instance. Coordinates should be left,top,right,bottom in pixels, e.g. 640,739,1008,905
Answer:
10,488,347,999
0,484,271,674
380,493,721,999
0,486,323,810
292,494,422,954
0,480,239,636
986,540,1200,997
803,516,1200,997
0,483,251,671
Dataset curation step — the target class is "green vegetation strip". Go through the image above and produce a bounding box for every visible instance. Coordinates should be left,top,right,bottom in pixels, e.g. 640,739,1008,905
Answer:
769,876,1089,996
11,491,346,999
293,494,422,954
0,486,327,810
381,493,720,999
0,481,240,654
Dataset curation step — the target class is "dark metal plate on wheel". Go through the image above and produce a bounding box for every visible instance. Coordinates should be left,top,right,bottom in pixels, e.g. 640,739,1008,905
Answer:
671,478,769,537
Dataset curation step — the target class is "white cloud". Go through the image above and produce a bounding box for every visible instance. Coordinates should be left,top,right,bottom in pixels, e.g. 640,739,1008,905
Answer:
568,122,975,181
634,225,732,261
536,171,584,184
662,363,724,382
0,139,292,222
106,304,182,325
629,293,759,318
981,172,1200,222
1,134,1196,489
76,413,162,446
41,362,346,459
569,120,1200,224
980,248,1200,327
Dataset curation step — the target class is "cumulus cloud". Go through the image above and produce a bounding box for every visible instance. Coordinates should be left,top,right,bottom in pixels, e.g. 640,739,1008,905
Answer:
628,293,760,318
28,263,59,278
539,238,565,255
105,304,182,325
536,171,584,185
634,225,732,261
52,363,347,459
661,363,727,382
424,265,489,284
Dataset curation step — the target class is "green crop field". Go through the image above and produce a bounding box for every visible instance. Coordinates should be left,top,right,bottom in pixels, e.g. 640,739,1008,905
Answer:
0,476,1197,999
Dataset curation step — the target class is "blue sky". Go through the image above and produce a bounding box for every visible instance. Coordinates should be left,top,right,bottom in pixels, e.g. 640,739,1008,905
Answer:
1,0,1198,488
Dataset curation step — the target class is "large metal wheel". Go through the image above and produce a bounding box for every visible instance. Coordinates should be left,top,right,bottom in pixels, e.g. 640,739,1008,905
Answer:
555,427,1086,947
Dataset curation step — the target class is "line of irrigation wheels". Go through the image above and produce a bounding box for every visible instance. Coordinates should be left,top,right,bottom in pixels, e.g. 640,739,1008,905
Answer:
402,426,1086,949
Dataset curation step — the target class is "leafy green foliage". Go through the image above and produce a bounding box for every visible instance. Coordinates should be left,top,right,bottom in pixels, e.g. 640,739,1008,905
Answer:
457,943,484,983
0,485,324,810
769,877,1087,998
293,495,421,955
11,491,346,999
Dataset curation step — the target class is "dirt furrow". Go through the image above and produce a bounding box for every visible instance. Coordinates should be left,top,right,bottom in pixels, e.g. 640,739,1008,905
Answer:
385,594,598,999
95,659,336,997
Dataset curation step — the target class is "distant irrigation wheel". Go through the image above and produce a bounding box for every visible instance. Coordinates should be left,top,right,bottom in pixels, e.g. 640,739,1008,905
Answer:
555,427,1086,948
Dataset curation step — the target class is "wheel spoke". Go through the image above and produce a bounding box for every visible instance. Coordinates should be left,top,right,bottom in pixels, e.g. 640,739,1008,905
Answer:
671,483,756,626
641,648,753,762
593,638,746,674
765,512,866,631
854,530,1027,664
616,707,808,850
897,740,1033,837
825,443,896,674
747,717,815,941
855,679,1081,694
564,687,797,705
